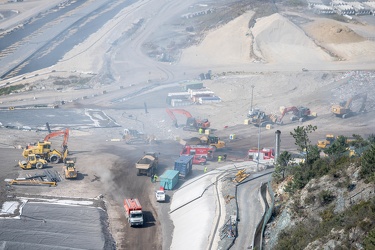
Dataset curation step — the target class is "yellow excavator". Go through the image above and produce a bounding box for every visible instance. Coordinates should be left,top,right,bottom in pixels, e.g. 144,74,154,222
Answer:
317,134,336,149
331,93,367,118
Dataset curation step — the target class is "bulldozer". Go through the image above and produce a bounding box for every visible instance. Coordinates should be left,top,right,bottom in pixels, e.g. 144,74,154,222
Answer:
317,134,335,149
19,154,48,170
63,160,78,179
199,135,225,149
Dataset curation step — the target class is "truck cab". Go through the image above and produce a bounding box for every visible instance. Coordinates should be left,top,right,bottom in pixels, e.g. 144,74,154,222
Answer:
155,187,166,202
124,198,144,227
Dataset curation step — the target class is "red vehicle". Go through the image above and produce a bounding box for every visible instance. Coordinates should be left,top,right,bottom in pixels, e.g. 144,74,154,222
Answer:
192,155,207,165
180,145,215,160
248,148,274,160
166,108,210,131
124,198,144,227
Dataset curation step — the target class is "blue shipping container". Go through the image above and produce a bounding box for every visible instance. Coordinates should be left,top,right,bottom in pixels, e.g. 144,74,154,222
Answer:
159,170,179,190
174,155,193,179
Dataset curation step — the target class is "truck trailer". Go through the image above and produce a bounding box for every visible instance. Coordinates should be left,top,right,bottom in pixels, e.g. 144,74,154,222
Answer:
174,155,193,179
123,198,144,227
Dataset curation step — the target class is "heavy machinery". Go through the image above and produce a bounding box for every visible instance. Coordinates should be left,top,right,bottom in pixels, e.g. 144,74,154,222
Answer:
248,148,275,160
317,134,336,149
247,108,278,127
135,152,159,176
22,128,69,163
22,142,68,163
124,198,144,227
166,108,210,131
63,159,78,179
123,129,151,144
19,154,48,170
276,106,314,124
197,135,225,149
331,93,367,118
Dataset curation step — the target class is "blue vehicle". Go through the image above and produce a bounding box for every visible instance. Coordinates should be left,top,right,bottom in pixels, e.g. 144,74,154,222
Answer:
174,155,193,179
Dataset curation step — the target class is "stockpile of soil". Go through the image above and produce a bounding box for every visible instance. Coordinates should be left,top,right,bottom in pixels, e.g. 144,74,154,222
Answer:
303,19,365,44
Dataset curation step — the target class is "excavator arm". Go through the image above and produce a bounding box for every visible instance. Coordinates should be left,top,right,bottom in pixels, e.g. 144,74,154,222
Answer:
277,106,298,124
166,108,193,127
44,128,69,149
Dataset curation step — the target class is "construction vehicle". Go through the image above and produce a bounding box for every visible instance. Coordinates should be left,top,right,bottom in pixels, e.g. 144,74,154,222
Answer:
174,155,194,179
166,108,210,131
22,142,68,163
19,154,48,170
63,160,78,179
180,145,215,160
22,128,69,163
276,106,314,124
135,152,159,176
331,93,367,118
199,135,226,149
248,148,275,160
247,108,278,127
155,187,166,202
317,134,336,149
123,129,151,144
123,198,144,227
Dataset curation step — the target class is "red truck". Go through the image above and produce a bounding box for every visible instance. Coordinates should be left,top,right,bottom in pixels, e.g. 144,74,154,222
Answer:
180,145,215,160
123,198,144,227
248,148,274,160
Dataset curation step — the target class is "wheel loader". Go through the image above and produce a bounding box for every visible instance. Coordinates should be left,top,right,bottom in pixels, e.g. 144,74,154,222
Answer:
63,160,78,179
19,154,48,170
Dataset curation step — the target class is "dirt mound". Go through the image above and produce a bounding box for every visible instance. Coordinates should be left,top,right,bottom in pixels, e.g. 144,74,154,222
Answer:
303,19,365,44
251,13,333,63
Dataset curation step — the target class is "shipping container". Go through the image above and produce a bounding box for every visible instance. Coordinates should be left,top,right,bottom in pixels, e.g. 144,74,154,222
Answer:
181,82,204,91
174,155,193,179
159,170,180,190
198,96,221,104
171,99,193,107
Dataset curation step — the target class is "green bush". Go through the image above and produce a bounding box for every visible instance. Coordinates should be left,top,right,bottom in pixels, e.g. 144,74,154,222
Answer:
318,190,335,206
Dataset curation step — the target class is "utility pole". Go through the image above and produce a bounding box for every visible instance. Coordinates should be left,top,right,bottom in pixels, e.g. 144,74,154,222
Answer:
250,85,255,111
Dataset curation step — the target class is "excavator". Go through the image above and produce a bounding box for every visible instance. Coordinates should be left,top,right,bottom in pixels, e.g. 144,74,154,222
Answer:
166,108,210,131
276,106,313,124
331,93,367,118
22,128,69,163
247,108,278,127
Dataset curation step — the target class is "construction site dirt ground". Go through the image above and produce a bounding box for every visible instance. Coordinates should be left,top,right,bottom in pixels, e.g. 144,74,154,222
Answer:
1,0,375,249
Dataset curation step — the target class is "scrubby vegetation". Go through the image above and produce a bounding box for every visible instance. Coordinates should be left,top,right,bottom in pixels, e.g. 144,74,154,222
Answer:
0,84,25,96
271,125,375,249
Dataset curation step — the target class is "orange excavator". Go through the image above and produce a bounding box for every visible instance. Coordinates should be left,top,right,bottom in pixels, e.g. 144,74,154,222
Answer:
276,106,312,124
44,128,69,150
166,108,210,131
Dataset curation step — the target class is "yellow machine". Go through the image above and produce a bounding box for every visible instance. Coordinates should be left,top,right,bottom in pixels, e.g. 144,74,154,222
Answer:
331,93,367,118
22,141,68,163
200,135,226,149
63,160,78,179
19,154,48,170
317,134,335,149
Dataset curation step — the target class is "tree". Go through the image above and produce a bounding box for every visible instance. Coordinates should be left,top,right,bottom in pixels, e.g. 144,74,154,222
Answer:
290,125,317,167
324,135,348,160
360,144,375,183
273,151,292,183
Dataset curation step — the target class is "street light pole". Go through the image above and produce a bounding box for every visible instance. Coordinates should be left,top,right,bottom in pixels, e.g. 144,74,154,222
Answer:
250,85,255,111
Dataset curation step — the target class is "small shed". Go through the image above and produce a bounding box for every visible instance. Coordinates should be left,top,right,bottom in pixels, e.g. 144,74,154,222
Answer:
159,170,179,190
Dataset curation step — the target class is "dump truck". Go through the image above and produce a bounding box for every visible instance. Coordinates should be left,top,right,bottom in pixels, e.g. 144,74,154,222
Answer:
19,154,48,170
135,152,159,176
155,187,166,202
124,198,144,227
63,160,78,179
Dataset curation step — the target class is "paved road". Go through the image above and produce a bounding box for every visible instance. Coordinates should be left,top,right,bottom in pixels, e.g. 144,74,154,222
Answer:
232,171,273,250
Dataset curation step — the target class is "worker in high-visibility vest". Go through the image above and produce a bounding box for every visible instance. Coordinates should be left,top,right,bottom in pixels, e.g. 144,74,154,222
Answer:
218,155,222,162
204,166,208,173
153,174,158,182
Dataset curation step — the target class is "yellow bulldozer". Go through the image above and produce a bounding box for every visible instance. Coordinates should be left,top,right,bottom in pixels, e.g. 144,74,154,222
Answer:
317,134,336,149
19,154,48,170
199,135,226,150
